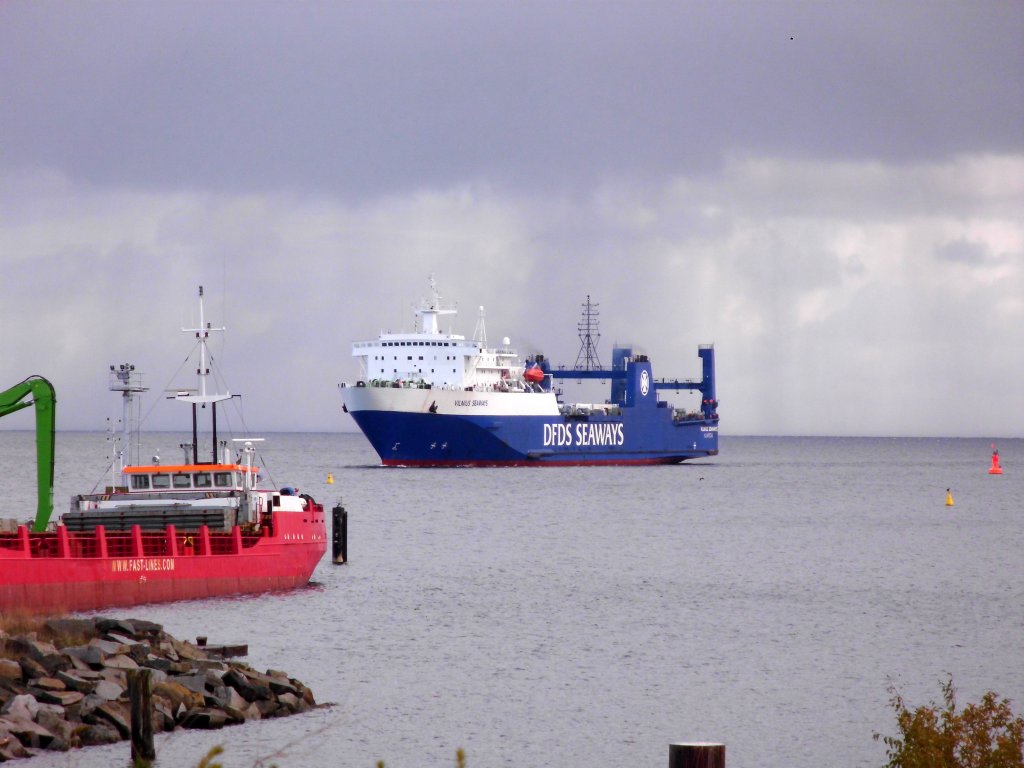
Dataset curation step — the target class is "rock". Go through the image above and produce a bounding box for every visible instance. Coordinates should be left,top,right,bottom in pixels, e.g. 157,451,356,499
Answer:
90,701,130,739
141,656,174,672
36,701,66,718
223,667,272,702
172,639,208,662
100,666,128,684
33,689,84,707
92,679,123,701
181,707,228,729
18,656,47,681
102,631,136,646
38,651,72,676
157,641,180,662
121,618,164,636
36,709,76,750
276,692,301,713
7,637,59,662
295,681,317,707
89,638,129,657
204,684,232,709
75,692,107,721
93,618,137,637
220,704,248,725
175,672,208,696
266,675,298,697
1,694,39,720
0,616,316,760
152,695,177,732
227,686,249,711
0,659,22,682
254,699,280,718
33,676,66,691
0,713,57,749
78,721,121,746
62,644,105,667
55,669,98,693
65,653,93,672
153,681,204,712
103,653,139,670
43,618,96,641
0,732,30,759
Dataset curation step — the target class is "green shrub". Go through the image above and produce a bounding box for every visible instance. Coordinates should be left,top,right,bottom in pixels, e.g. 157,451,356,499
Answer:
875,675,1024,768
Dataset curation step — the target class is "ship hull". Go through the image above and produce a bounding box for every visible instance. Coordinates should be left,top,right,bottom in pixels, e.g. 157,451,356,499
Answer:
341,345,720,467
344,385,718,466
0,510,326,615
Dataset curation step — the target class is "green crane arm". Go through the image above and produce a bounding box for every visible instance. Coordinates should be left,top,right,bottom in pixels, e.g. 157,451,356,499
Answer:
0,376,56,532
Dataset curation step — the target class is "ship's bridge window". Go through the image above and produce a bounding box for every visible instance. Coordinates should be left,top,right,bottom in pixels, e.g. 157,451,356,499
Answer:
193,472,212,488
173,473,191,489
151,474,170,490
131,475,150,490
214,472,234,488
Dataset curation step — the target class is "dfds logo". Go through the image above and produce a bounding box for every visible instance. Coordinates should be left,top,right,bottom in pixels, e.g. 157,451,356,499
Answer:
640,370,650,396
543,422,625,447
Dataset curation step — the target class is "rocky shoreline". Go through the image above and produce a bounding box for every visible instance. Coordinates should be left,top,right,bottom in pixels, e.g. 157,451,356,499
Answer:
0,616,319,761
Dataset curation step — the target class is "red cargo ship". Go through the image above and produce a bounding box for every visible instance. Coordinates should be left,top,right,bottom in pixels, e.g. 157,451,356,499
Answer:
0,287,327,615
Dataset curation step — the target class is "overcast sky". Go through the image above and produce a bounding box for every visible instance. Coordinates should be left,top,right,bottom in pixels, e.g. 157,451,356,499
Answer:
2,1,1022,438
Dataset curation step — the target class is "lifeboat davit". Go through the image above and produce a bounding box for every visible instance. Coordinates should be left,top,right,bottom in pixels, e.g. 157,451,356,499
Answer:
523,366,545,383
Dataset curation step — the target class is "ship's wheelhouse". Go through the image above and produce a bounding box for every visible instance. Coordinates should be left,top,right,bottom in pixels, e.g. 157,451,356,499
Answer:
123,465,258,493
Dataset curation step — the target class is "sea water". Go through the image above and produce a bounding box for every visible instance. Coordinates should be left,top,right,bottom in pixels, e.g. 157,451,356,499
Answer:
4,432,1022,768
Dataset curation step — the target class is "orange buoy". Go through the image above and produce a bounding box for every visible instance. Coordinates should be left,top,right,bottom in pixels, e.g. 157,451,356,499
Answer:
945,488,954,507
989,445,1003,475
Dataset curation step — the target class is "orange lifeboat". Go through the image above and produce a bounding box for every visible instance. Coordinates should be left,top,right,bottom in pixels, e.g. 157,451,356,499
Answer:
523,366,545,383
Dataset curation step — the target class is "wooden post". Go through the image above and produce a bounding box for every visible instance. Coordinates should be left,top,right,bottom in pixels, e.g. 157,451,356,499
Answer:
332,503,348,564
128,668,155,764
669,742,725,768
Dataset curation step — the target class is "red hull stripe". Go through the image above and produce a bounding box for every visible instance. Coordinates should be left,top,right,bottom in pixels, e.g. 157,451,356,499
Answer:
381,458,685,467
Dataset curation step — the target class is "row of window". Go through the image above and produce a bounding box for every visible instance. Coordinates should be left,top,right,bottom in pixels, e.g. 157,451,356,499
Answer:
373,355,457,362
375,341,458,347
131,471,237,491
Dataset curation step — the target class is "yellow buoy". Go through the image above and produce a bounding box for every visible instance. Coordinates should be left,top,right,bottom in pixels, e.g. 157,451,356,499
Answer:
945,488,954,507
327,472,334,484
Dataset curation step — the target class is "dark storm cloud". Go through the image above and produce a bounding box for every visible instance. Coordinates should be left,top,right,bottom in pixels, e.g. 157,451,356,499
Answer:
2,1,1022,196
1,2,1022,438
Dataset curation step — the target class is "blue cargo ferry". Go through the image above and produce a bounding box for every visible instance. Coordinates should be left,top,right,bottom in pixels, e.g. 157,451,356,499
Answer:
338,281,719,466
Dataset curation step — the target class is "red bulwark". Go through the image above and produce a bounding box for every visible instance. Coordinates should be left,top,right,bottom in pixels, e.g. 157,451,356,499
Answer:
0,505,326,614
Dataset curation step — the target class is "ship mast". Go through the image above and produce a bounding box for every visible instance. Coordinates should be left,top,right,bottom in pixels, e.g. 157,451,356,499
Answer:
417,275,457,335
174,286,232,464
573,295,603,371
108,362,148,477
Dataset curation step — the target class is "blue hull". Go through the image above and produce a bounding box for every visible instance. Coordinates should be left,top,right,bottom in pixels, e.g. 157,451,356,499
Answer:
350,409,719,466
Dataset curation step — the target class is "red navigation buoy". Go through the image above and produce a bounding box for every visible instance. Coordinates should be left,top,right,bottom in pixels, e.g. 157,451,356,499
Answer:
989,444,1003,475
